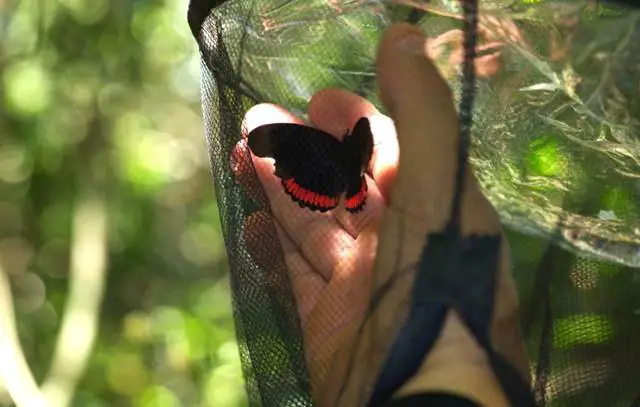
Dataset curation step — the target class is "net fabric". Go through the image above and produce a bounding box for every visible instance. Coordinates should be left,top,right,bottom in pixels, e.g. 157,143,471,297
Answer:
187,1,640,406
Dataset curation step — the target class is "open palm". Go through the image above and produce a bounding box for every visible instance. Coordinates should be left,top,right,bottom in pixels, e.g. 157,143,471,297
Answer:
233,88,399,390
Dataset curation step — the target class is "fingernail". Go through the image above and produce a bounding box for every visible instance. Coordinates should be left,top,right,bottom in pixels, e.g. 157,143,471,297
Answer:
396,31,427,55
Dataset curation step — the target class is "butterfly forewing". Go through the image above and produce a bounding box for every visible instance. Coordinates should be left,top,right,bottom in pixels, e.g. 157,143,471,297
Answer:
247,118,374,213
247,123,347,211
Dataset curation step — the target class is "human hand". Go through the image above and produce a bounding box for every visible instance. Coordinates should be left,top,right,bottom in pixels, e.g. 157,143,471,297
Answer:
233,86,397,392
233,22,529,407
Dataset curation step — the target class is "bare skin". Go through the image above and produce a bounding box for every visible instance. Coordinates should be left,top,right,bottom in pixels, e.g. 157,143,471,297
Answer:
234,23,530,407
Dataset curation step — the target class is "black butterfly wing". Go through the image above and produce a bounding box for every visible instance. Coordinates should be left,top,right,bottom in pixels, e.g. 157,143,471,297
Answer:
343,117,374,213
344,176,368,213
247,123,347,212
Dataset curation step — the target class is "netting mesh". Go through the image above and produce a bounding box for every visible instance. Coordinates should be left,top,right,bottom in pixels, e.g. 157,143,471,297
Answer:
187,1,640,406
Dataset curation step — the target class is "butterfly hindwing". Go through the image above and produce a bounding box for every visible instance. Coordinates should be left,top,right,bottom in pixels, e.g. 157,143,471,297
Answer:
343,117,374,213
344,175,368,213
350,117,375,172
247,123,346,211
281,178,340,212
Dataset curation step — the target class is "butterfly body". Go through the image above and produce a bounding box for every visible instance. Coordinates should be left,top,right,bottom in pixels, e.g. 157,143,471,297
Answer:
247,117,374,213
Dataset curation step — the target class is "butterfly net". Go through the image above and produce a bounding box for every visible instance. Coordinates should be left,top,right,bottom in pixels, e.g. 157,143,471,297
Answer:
187,0,640,406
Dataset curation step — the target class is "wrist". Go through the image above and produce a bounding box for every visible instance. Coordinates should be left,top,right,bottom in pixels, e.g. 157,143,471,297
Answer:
393,311,512,407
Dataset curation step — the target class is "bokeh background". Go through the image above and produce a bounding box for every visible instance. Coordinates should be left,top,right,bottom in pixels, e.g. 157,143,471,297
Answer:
0,0,247,406
2,0,639,406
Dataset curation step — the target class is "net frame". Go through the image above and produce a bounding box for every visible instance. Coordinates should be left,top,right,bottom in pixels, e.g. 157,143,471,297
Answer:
187,1,640,406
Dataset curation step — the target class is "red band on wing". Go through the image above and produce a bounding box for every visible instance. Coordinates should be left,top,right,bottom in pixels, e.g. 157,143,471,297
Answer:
345,178,368,212
283,178,339,211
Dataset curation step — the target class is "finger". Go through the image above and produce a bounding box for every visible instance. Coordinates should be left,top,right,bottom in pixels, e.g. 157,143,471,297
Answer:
242,210,326,325
308,88,378,138
243,210,282,271
323,26,519,405
243,104,354,281
242,103,305,133
377,23,461,229
377,24,500,234
309,88,400,203
274,221,326,326
231,103,303,205
231,140,267,206
368,113,400,200
304,222,378,386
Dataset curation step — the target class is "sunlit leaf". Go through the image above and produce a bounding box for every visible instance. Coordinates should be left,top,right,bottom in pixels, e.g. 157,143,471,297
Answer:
204,364,246,407
192,281,233,322
151,307,185,340
58,0,109,25
13,272,47,313
3,0,40,55
553,314,614,349
72,391,111,407
106,352,150,397
601,187,635,218
113,112,194,191
178,223,224,266
0,143,33,183
136,386,182,407
217,341,242,366
123,311,153,344
59,62,102,107
182,315,209,362
97,83,131,117
3,59,53,117
40,202,72,241
525,136,569,178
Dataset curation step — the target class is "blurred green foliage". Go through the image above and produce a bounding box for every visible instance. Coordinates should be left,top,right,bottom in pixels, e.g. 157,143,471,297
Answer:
1,0,637,406
0,0,246,406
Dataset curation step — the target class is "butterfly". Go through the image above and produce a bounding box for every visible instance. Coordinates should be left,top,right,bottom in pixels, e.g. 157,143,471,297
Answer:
247,117,374,213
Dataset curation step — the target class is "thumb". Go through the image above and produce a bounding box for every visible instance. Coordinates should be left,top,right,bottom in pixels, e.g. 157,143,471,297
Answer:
377,23,471,230
374,21,503,276
317,25,517,407
374,22,527,380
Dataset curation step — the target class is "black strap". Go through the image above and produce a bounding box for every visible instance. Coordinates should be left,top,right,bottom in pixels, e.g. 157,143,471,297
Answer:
367,227,536,407
385,392,481,407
